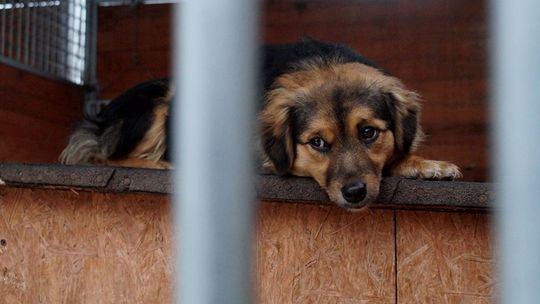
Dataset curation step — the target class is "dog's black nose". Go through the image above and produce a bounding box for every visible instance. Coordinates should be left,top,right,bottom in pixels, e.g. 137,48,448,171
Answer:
341,182,367,204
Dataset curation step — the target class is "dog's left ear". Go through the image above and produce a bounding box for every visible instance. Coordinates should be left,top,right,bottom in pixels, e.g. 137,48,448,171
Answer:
259,88,297,175
382,78,423,157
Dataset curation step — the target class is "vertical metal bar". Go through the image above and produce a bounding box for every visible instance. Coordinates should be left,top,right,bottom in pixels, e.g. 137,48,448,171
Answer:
16,0,22,61
83,0,98,111
173,0,260,303
8,0,14,58
37,1,44,70
85,0,97,86
73,1,79,82
492,0,540,303
57,0,67,77
47,1,54,74
50,1,57,75
76,0,85,83
66,0,74,81
63,0,69,78
45,1,54,73
31,1,36,66
42,2,48,72
24,0,30,64
1,0,6,55
69,0,76,81
55,0,61,76
64,1,71,79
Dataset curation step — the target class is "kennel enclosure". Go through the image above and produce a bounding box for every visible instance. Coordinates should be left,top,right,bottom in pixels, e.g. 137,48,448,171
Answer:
0,0,496,302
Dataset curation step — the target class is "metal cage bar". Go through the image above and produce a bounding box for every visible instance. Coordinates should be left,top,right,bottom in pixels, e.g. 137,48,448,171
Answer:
492,0,540,303
173,0,260,303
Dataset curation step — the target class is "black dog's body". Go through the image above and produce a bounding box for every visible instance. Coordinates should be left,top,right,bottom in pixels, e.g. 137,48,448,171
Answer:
60,39,460,209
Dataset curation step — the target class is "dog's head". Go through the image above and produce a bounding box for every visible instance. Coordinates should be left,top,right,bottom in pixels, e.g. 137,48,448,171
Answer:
260,62,422,209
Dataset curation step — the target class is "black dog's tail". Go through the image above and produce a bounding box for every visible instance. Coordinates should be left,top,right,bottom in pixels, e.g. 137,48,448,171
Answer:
59,79,172,165
58,117,121,165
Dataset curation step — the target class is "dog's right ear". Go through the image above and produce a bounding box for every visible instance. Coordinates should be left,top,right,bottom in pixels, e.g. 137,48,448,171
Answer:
259,88,297,175
380,76,423,158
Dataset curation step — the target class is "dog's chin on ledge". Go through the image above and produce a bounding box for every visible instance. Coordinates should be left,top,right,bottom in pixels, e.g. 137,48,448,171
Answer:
335,200,372,212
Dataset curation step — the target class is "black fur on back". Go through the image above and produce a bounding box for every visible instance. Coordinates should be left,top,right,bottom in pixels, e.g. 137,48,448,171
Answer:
96,78,170,159
262,38,385,91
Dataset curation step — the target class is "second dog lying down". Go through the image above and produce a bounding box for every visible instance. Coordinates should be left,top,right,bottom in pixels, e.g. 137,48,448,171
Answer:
60,39,461,209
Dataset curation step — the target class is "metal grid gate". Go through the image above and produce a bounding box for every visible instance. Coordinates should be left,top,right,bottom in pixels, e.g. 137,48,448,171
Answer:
0,0,94,85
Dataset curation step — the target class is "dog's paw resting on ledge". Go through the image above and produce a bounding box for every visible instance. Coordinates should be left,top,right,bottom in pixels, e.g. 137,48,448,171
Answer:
59,38,460,210
390,155,462,180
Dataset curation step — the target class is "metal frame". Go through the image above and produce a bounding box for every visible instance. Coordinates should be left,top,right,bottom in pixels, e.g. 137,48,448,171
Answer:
97,0,180,7
0,0,95,86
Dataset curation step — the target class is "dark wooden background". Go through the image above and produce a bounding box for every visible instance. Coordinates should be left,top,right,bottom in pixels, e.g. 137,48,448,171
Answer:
0,0,488,181
0,64,82,163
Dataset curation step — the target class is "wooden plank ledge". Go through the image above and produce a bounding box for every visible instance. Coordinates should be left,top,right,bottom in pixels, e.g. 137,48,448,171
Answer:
0,163,493,211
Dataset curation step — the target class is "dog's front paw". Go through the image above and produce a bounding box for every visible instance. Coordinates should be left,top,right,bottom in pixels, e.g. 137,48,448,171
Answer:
391,155,462,180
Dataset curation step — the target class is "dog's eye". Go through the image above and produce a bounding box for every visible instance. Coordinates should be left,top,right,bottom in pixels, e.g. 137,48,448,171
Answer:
309,137,330,152
359,127,379,143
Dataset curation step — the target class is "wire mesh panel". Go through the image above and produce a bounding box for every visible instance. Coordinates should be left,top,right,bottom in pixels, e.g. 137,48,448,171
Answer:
0,0,92,85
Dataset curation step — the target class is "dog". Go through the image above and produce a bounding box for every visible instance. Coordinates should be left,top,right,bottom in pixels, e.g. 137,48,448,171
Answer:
60,39,461,209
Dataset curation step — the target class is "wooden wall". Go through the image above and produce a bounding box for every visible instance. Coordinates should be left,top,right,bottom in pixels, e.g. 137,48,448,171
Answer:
0,188,494,303
96,0,488,182
0,188,172,303
0,64,83,163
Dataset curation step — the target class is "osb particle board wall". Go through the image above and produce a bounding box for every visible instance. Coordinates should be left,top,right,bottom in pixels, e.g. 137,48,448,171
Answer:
96,0,488,182
0,187,494,303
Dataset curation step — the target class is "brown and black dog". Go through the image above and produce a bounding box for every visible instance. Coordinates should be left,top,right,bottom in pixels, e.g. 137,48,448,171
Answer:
60,39,461,209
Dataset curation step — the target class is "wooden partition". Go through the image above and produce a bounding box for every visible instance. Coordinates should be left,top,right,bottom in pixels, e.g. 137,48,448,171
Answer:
0,165,494,303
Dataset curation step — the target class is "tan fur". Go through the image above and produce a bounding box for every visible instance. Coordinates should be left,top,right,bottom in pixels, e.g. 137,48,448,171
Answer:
259,88,298,171
298,119,339,144
390,155,462,179
127,87,173,167
261,88,298,137
366,130,395,171
291,144,330,185
346,107,374,134
289,113,336,185
128,102,169,162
